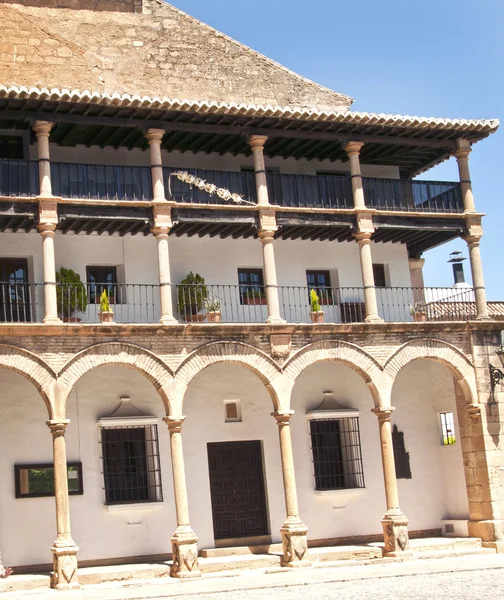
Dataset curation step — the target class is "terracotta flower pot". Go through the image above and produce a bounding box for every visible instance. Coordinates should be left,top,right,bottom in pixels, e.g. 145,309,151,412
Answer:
310,311,325,323
99,311,114,323
185,313,206,323
207,311,221,323
413,312,427,322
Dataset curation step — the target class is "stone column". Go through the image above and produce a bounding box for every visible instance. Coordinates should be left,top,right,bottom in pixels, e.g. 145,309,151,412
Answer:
272,411,310,567
249,135,269,207
259,229,284,324
344,141,366,209
355,232,382,323
38,203,61,324
372,408,411,557
163,417,201,578
409,257,426,304
153,224,177,325
466,235,489,320
455,139,476,213
146,129,166,202
47,420,80,590
34,121,53,198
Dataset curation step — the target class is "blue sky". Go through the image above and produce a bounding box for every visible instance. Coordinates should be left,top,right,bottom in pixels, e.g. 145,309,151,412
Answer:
174,0,503,299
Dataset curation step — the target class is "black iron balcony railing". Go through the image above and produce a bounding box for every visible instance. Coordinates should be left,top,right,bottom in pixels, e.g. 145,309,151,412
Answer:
0,159,464,213
0,282,479,325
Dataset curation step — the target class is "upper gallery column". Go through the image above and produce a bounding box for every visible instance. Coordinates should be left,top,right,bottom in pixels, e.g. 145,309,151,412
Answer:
344,142,383,323
249,135,285,324
372,408,411,557
146,129,178,324
34,121,62,324
455,139,489,320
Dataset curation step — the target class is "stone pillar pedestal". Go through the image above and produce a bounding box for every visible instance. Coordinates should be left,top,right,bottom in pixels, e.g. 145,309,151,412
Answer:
355,232,383,324
164,417,201,578
47,421,80,590
273,412,310,567
372,408,412,557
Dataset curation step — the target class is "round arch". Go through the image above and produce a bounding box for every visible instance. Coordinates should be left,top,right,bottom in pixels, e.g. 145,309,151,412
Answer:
383,338,478,404
58,342,174,413
283,340,385,408
175,341,282,410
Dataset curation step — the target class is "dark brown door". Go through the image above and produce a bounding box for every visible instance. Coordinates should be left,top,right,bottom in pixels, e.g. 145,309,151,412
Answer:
207,441,269,540
0,258,30,322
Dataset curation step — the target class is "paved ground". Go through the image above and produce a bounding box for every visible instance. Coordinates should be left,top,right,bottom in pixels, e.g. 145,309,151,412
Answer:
3,554,504,600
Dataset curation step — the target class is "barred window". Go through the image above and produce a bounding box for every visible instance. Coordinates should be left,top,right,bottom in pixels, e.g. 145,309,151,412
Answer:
308,417,365,491
440,412,456,446
99,424,163,505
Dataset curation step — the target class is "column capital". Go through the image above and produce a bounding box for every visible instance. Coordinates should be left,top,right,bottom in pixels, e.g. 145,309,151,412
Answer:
164,416,186,433
152,225,171,239
259,229,276,242
355,231,372,244
343,140,365,156
372,407,395,421
33,120,54,137
38,222,57,235
408,257,425,270
454,138,472,160
465,234,481,248
272,410,294,424
145,128,165,145
47,420,70,435
249,135,268,150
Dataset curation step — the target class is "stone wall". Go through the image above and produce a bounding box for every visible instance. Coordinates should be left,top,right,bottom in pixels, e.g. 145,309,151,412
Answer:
0,0,142,12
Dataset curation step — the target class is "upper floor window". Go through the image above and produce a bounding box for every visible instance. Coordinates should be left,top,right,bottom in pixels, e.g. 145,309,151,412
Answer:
0,135,24,159
238,268,266,305
87,266,118,304
306,270,333,305
373,264,388,287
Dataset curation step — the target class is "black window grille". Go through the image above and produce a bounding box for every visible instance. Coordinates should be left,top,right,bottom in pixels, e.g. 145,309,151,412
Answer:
440,412,456,445
238,268,266,305
306,270,333,305
100,425,163,505
86,266,119,304
309,418,365,491
392,424,412,479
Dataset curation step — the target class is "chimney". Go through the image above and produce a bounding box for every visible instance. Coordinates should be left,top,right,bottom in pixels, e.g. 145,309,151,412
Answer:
448,251,466,286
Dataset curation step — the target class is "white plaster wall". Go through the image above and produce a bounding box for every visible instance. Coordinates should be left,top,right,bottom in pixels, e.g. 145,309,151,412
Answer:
38,145,400,179
391,360,469,528
182,364,285,549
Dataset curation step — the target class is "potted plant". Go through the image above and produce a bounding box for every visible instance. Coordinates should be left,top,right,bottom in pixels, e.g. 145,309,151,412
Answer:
204,296,222,323
56,267,88,322
242,287,267,306
410,302,428,322
309,289,325,323
99,289,114,323
177,272,208,322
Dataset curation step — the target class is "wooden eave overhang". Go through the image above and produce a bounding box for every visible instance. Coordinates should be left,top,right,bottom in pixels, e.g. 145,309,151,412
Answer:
0,86,499,178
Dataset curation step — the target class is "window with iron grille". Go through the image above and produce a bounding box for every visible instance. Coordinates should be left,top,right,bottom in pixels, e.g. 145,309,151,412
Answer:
238,268,266,305
308,417,365,491
86,266,119,304
99,425,163,505
392,424,412,479
306,270,333,305
440,412,456,446
372,264,388,288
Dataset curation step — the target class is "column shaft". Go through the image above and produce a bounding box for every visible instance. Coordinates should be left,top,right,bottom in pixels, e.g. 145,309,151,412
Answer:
455,140,475,213
356,234,381,323
344,141,366,209
164,417,200,578
146,129,166,201
466,237,489,320
47,420,80,589
250,135,269,206
260,230,284,324
273,412,309,567
34,121,53,197
39,223,61,324
154,228,177,324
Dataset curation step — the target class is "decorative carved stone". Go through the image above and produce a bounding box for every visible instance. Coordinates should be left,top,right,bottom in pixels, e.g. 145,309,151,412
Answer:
466,403,481,424
152,205,173,230
170,527,201,578
38,201,59,229
381,510,412,557
270,334,291,361
280,517,310,568
259,209,278,233
51,544,80,590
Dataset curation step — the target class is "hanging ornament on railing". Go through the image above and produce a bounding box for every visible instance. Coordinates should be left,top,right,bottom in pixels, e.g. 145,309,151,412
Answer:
168,171,256,205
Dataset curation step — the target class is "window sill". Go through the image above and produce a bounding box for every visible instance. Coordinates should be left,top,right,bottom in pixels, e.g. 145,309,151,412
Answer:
314,488,365,508
105,502,164,512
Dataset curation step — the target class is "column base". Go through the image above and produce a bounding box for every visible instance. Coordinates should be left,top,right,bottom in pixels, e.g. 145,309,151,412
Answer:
160,315,179,325
364,314,384,324
171,526,201,578
475,314,490,321
43,316,63,325
280,517,311,568
381,510,412,557
50,540,80,590
267,315,287,325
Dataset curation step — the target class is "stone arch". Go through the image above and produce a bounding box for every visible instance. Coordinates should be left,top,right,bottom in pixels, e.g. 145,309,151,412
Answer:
58,342,174,413
283,340,385,408
175,341,282,410
0,344,56,417
384,338,478,404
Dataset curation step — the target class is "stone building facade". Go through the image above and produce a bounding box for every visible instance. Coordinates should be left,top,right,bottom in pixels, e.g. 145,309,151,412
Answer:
0,0,502,591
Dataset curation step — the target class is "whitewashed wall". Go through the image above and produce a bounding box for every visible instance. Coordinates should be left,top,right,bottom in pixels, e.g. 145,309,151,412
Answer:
0,358,468,566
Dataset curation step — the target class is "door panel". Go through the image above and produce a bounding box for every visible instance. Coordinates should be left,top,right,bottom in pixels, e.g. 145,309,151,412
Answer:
207,441,269,540
0,258,31,322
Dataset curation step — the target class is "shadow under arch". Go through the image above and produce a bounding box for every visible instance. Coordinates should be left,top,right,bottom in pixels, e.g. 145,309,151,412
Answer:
0,344,56,417
175,341,282,411
383,338,478,405
57,342,175,414
283,340,385,408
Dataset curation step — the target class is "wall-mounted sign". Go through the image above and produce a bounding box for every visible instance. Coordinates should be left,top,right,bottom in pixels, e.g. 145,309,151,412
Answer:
14,463,84,499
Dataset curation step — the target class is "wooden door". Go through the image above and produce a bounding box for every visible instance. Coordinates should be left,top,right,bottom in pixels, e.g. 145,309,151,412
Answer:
207,441,269,540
